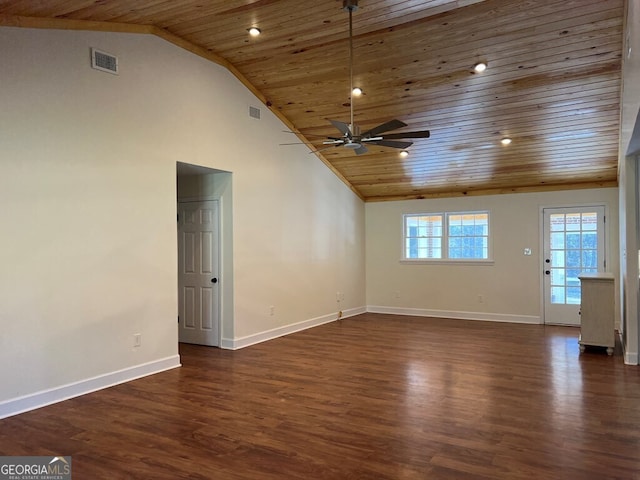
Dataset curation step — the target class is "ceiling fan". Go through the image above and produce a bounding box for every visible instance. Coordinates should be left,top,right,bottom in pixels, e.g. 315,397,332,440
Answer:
319,0,431,155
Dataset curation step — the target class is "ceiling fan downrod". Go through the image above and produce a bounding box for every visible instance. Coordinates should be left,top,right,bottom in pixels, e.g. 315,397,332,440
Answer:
343,0,359,131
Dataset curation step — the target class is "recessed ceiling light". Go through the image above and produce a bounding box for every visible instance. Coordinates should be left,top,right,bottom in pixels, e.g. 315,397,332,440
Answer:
352,87,363,96
474,62,487,73
501,137,512,145
248,27,261,37
400,150,409,158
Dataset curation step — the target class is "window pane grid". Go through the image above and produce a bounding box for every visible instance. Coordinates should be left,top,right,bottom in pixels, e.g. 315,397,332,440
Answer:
447,213,489,259
548,211,599,305
405,215,443,259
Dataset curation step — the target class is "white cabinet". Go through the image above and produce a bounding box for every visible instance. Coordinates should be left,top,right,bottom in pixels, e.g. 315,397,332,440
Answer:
578,272,615,355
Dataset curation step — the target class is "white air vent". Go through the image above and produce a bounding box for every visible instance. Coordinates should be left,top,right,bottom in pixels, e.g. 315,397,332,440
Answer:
91,48,118,75
249,105,261,120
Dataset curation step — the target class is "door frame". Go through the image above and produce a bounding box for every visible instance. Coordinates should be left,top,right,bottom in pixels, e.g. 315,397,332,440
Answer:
539,202,610,325
176,163,234,350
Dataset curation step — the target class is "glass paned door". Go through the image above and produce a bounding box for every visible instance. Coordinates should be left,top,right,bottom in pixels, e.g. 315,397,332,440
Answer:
543,207,605,325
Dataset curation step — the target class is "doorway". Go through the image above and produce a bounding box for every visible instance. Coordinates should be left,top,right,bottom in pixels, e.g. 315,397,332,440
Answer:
176,162,233,348
542,206,606,325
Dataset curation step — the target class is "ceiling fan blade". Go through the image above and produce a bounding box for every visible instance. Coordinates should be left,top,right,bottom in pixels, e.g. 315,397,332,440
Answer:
330,120,352,137
312,144,343,154
283,130,338,138
354,144,368,155
382,130,431,140
367,140,414,149
365,119,408,137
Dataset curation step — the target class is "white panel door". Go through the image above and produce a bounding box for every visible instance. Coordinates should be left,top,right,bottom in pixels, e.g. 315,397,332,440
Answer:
543,206,605,325
178,200,220,346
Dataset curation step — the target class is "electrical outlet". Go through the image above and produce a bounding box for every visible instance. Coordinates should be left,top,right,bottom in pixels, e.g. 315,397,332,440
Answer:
336,292,341,302
133,333,141,347
477,295,484,304
269,305,275,316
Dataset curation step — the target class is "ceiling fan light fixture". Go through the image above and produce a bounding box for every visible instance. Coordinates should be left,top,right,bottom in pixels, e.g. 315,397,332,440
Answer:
352,86,363,96
400,150,409,158
501,137,512,145
474,62,487,73
247,27,261,37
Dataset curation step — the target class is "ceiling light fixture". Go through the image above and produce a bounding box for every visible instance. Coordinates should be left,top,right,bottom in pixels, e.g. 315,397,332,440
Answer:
352,86,362,96
501,137,512,145
400,150,409,158
248,27,261,37
474,62,487,73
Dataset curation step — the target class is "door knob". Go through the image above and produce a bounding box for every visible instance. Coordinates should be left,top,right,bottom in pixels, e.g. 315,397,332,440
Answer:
545,258,550,263
545,270,550,275
211,278,218,284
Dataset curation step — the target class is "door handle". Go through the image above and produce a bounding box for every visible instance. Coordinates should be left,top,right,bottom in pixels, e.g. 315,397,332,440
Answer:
545,270,550,275
211,278,218,284
545,258,550,263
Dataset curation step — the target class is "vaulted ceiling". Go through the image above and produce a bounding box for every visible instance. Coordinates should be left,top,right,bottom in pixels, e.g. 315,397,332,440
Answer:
0,0,624,201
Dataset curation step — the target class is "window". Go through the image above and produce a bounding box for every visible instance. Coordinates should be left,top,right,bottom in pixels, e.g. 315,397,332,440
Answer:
404,211,490,261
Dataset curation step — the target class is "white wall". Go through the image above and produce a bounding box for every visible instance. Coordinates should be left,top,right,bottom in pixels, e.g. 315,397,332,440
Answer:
0,26,366,414
620,0,640,154
617,0,640,364
366,189,619,323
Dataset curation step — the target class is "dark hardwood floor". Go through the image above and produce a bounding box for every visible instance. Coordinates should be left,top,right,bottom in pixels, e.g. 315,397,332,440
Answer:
1,313,639,479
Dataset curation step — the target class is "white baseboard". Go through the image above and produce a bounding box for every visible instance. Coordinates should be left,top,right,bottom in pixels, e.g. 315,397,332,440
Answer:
621,331,639,365
0,355,181,419
220,306,367,350
366,305,541,324
624,351,639,365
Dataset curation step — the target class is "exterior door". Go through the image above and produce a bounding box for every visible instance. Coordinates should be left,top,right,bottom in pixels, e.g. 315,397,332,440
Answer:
543,206,605,325
178,200,220,346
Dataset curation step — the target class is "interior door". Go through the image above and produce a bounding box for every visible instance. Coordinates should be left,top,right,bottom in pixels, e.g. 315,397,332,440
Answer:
543,206,605,325
178,200,220,346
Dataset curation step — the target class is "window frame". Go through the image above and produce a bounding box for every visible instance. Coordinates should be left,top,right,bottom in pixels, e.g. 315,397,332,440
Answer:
402,210,493,264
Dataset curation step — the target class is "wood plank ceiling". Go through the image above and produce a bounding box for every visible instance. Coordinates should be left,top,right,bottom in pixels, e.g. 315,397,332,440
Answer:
0,0,624,201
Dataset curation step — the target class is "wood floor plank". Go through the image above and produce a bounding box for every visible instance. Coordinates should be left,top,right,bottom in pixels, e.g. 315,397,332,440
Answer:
1,313,639,479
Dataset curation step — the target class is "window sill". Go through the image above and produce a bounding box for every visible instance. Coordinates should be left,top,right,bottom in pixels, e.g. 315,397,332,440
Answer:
400,259,495,266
